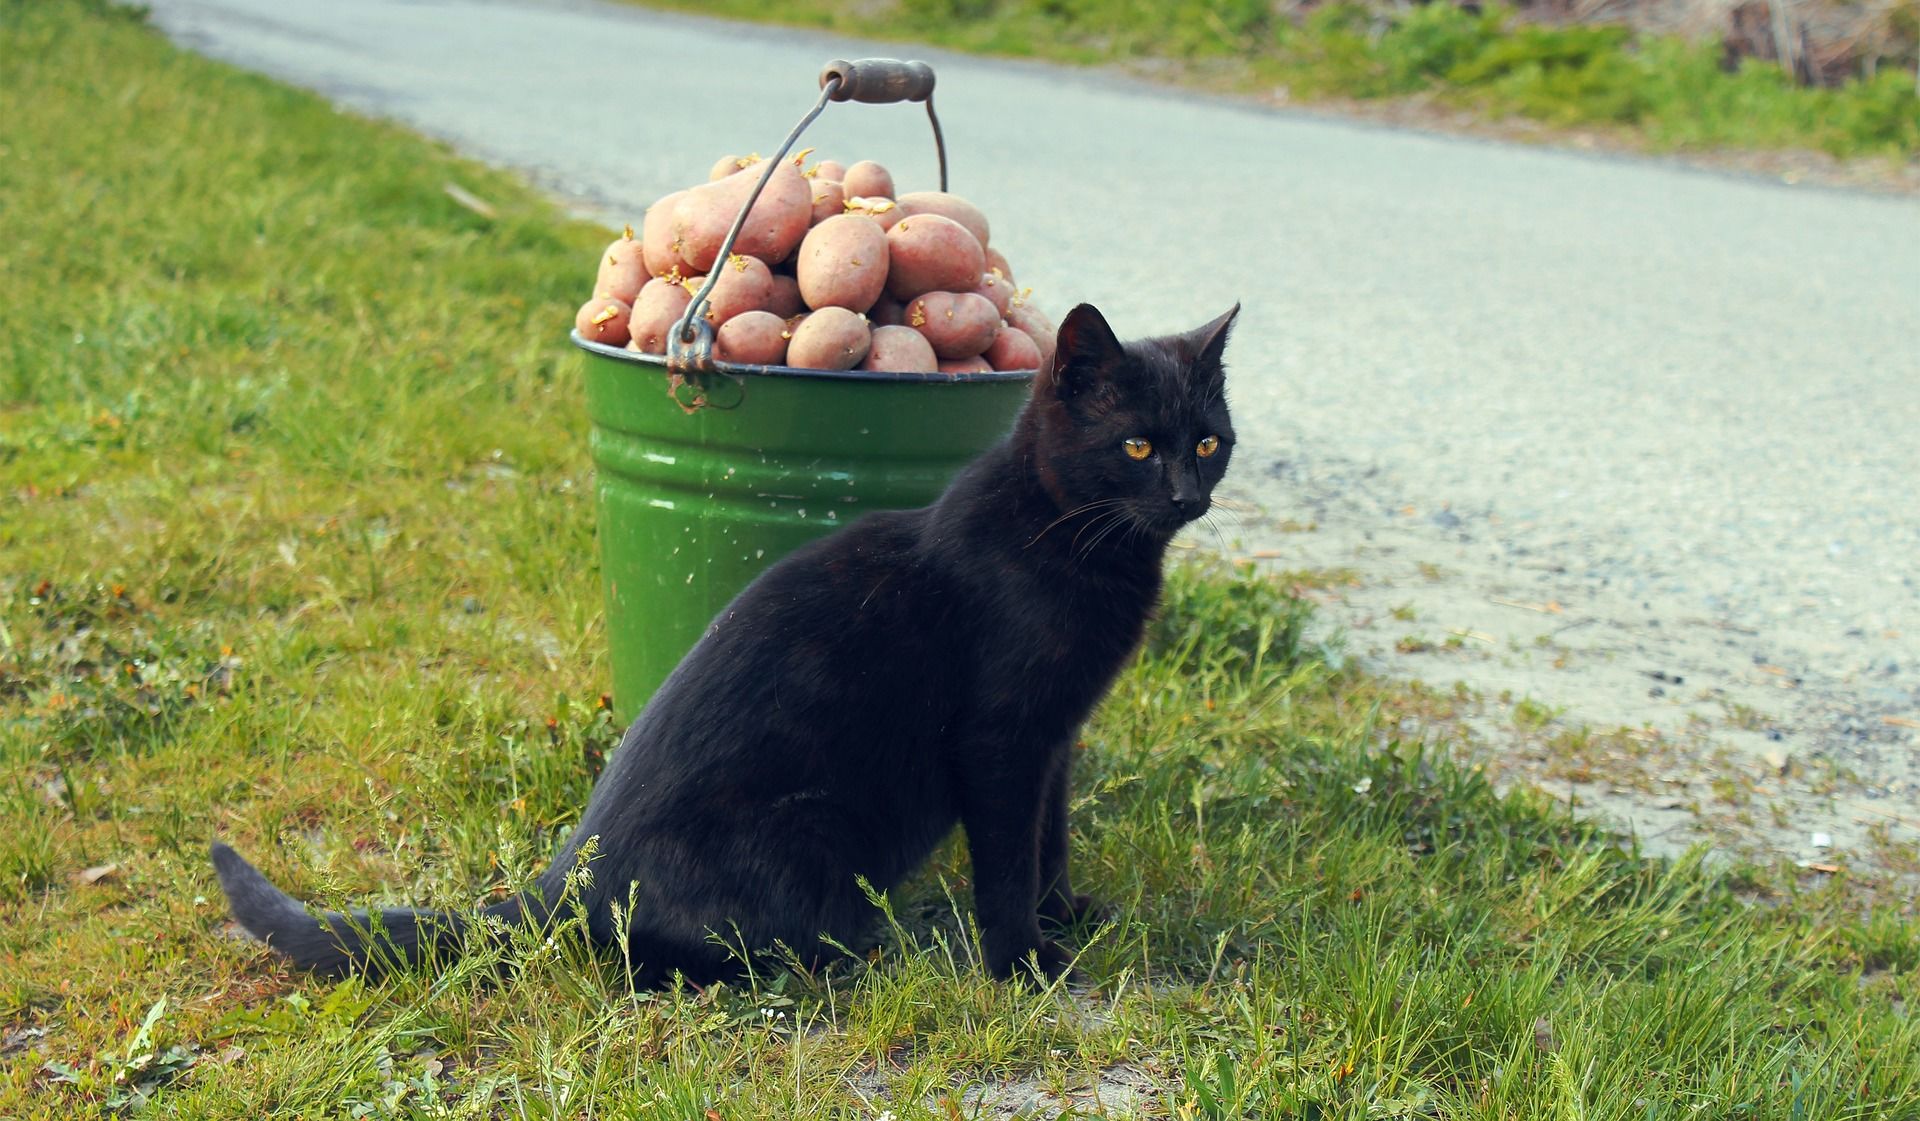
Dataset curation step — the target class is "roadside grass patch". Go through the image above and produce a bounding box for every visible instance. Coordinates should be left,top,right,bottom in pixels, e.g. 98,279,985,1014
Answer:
629,0,1920,161
2,3,1916,1117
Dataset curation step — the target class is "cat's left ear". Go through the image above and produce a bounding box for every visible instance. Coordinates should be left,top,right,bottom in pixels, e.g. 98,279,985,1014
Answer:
1045,303,1127,401
1182,303,1240,384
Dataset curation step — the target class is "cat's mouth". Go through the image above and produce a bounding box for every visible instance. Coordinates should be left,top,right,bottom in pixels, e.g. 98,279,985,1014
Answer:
1165,498,1212,530
1133,497,1210,536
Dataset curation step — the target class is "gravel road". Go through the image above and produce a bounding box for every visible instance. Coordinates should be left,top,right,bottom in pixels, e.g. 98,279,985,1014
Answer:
145,0,1920,875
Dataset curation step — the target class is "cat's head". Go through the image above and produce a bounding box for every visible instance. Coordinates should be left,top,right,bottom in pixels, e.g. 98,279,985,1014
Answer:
1027,303,1239,537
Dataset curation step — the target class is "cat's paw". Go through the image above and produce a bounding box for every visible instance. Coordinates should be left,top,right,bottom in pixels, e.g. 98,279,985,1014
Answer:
1039,891,1111,932
989,938,1072,985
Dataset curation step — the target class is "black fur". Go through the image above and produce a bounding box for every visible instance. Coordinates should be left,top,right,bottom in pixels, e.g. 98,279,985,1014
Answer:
214,303,1240,985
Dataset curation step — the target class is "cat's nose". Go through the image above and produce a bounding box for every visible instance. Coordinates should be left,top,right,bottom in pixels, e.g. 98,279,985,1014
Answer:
1171,495,1207,520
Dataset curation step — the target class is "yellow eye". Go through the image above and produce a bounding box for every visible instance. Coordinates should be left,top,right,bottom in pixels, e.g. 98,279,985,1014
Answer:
1123,437,1152,460
1196,435,1220,458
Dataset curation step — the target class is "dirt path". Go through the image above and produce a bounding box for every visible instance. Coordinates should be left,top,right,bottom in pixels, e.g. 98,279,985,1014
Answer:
1214,454,1919,884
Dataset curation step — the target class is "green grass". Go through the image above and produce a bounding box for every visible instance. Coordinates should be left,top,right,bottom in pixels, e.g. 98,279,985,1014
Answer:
3,2,1918,1117
630,0,1920,161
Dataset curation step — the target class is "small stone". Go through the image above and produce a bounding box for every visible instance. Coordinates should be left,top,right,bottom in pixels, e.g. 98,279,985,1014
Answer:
1810,832,1832,849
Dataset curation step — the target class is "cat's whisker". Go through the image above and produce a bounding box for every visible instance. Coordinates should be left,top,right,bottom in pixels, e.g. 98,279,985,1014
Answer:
1203,508,1246,542
1105,510,1144,556
1028,499,1122,549
1075,506,1128,560
1070,508,1129,559
1200,513,1233,556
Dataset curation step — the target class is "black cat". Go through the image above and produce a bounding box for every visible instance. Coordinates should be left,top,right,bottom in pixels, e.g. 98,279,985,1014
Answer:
213,302,1239,985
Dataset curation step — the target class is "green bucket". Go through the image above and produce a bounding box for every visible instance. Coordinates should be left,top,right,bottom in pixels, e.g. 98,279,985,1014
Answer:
575,56,1041,721
578,335,1032,722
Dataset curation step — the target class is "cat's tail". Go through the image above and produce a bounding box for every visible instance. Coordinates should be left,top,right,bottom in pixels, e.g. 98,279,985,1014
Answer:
210,842,537,977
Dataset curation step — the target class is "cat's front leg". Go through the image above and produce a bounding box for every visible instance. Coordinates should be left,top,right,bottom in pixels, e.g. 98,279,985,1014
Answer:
958,762,1069,982
1036,743,1103,931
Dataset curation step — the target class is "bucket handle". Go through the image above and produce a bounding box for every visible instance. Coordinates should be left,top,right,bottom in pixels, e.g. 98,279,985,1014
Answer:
667,58,947,377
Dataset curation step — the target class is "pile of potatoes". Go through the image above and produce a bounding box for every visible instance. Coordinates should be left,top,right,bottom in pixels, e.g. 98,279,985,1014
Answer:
573,151,1055,375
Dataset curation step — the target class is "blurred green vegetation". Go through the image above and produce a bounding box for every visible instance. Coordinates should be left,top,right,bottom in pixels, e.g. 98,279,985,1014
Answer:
640,0,1920,159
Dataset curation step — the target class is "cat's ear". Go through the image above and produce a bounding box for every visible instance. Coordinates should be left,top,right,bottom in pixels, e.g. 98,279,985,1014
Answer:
1182,303,1239,382
1045,303,1126,400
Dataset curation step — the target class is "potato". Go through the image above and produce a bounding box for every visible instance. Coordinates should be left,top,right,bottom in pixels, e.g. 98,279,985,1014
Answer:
674,156,810,271
796,214,888,313
809,179,846,226
768,273,805,318
842,160,894,200
714,310,790,365
938,356,994,375
594,229,646,303
1004,301,1056,371
984,247,1014,283
709,154,743,181
641,190,688,279
896,192,990,250
689,253,774,325
984,323,1042,372
972,270,1013,316
811,158,847,183
786,308,871,371
844,195,903,231
885,214,985,301
869,295,905,327
628,277,693,355
575,296,631,345
905,291,999,359
862,325,939,373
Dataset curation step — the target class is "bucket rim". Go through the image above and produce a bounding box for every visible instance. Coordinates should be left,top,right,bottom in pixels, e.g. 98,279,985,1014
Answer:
572,331,1038,384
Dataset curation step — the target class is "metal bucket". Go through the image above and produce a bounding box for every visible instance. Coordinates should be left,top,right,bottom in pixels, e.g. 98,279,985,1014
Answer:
575,58,1035,721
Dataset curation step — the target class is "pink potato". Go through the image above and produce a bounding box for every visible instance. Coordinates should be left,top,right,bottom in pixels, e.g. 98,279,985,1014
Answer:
674,157,811,271
841,160,894,200
575,296,631,346
809,179,846,226
594,229,646,303
812,158,847,183
709,153,760,180
796,214,889,313
641,190,688,279
714,310,790,365
972,270,1013,316
628,277,694,355
691,254,774,325
785,307,871,371
869,295,905,327
885,214,985,301
895,191,990,250
938,355,994,375
844,196,903,231
905,291,999,359
861,325,939,373
984,323,1042,372
984,247,1014,283
767,274,805,318
1005,301,1057,371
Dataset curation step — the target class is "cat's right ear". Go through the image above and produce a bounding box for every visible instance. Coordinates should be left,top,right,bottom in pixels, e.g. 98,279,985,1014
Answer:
1044,304,1126,401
